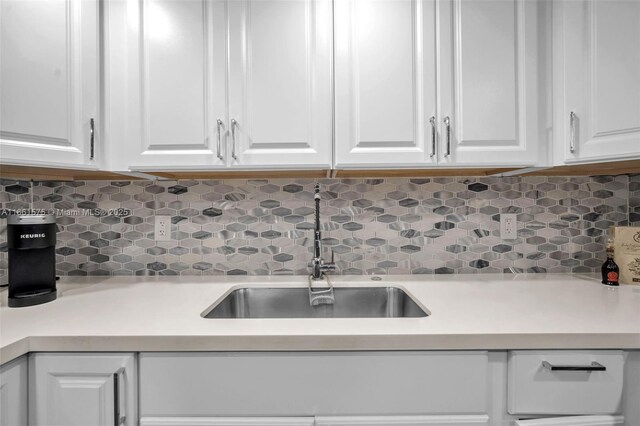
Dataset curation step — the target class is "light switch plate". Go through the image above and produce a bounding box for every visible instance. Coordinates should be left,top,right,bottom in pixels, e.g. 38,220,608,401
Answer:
154,215,171,241
500,213,517,240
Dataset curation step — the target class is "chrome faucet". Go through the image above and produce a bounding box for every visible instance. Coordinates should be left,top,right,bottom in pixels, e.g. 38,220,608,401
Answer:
310,184,337,280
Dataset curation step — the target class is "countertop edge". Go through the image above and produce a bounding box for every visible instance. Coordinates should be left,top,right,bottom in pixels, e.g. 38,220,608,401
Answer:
3,333,639,364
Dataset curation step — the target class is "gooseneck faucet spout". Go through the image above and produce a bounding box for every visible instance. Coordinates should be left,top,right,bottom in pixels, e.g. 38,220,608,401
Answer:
310,184,337,280
314,184,322,261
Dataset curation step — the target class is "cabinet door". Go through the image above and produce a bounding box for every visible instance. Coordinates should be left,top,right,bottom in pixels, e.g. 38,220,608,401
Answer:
0,0,98,167
0,357,28,426
556,0,640,163
227,0,332,168
334,0,437,168
315,415,489,425
140,418,315,426
141,352,489,417
438,0,541,166
29,353,136,426
109,0,227,170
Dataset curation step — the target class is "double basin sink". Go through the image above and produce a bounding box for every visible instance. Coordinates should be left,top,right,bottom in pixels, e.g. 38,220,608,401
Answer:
203,286,429,319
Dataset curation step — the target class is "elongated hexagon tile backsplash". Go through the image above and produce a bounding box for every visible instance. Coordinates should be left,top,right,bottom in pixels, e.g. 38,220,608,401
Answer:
0,175,635,283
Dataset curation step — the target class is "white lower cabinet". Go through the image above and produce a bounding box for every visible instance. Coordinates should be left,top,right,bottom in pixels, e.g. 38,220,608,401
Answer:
12,350,640,426
140,416,489,426
139,351,490,417
315,415,489,425
29,353,137,426
139,418,315,426
514,415,624,426
507,350,638,426
507,351,625,415
0,356,28,426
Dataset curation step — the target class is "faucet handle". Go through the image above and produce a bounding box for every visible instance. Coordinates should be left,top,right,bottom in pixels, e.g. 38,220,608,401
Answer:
319,250,337,273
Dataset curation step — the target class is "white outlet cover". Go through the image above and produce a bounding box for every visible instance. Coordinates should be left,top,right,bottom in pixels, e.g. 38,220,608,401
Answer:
500,213,518,240
154,216,171,241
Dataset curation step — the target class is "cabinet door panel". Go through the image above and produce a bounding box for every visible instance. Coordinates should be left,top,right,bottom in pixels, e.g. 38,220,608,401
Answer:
507,350,624,415
140,352,489,416
145,0,211,152
111,0,227,170
140,417,315,426
560,0,640,162
439,0,540,165
514,415,624,425
0,0,97,166
29,353,136,426
315,415,489,425
228,0,332,168
0,357,28,426
334,0,437,167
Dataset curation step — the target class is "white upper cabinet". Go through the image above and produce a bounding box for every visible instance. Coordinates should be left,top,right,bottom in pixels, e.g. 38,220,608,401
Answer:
334,0,438,168
111,0,332,171
554,0,640,164
438,0,542,166
334,0,543,169
227,0,332,168
108,0,228,170
0,0,99,167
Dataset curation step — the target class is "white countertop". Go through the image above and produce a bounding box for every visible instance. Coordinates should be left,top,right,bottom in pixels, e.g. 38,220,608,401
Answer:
2,274,640,364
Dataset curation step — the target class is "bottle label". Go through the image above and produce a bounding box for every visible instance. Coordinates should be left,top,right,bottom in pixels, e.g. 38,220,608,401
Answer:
607,271,619,283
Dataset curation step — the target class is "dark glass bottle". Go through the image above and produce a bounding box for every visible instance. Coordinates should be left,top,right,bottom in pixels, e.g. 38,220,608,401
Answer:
601,246,619,286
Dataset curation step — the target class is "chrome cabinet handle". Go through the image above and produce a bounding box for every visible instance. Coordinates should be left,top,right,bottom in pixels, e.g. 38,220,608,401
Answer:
443,116,451,157
569,111,576,153
429,116,436,158
216,119,224,160
89,118,95,160
542,361,606,372
230,118,238,160
113,368,126,425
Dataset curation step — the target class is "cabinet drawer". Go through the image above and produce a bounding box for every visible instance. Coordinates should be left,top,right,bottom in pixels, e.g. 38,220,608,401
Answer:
140,351,489,416
508,351,624,415
514,415,624,426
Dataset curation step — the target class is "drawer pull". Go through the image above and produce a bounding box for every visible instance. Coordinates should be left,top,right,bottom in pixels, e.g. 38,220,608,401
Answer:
542,361,606,372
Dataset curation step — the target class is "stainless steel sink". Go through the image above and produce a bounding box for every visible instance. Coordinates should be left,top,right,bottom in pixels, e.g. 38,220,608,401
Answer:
202,287,429,319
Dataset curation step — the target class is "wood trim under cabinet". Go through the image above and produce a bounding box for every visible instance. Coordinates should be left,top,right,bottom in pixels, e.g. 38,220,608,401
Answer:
333,168,520,178
519,159,640,176
0,164,144,181
1,159,638,182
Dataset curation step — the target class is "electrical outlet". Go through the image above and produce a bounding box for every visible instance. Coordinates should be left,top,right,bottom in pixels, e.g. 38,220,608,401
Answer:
500,213,517,240
154,216,171,241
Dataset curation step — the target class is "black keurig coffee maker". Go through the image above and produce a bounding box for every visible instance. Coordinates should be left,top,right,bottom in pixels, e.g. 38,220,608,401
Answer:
7,214,57,307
